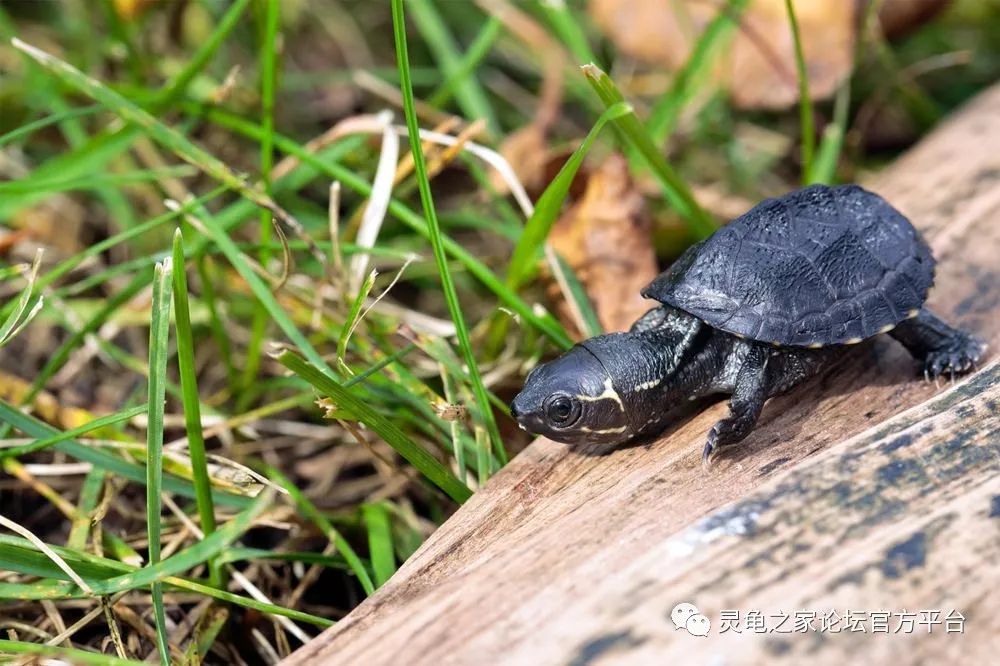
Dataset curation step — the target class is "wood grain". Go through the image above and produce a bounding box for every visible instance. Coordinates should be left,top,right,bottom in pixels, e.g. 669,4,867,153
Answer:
285,84,1000,666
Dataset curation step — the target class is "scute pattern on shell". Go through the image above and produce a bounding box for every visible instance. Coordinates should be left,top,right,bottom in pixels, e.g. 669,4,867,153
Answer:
642,184,935,347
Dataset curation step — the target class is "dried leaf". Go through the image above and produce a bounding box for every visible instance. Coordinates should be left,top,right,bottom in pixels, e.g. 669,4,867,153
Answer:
590,0,713,68
729,0,855,110
549,153,659,333
590,0,856,111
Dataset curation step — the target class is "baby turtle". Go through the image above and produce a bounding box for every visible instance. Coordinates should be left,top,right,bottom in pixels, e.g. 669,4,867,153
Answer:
511,184,987,461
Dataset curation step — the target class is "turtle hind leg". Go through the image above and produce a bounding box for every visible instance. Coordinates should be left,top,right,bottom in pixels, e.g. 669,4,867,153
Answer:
703,343,772,464
889,308,987,379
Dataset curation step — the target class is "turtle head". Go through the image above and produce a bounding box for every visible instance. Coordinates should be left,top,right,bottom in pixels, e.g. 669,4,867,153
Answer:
511,344,632,445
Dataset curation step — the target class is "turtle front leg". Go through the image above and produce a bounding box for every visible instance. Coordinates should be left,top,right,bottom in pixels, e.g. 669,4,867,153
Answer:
889,308,987,379
704,343,772,463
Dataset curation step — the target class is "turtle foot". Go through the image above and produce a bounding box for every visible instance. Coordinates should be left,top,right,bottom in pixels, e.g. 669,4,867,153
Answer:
924,334,988,380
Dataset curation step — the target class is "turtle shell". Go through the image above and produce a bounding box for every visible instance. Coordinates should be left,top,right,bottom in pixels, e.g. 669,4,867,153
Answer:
641,184,935,347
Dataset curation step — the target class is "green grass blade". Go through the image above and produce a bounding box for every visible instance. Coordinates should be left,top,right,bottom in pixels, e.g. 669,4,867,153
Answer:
0,574,331,627
0,493,323,628
155,0,254,106
67,468,105,549
216,547,348,569
0,188,224,318
0,104,101,148
646,0,749,143
276,349,473,504
0,400,251,508
267,466,375,595
784,0,815,181
0,640,144,666
362,502,396,587
409,0,499,134
485,101,628,350
0,493,272,596
245,0,282,391
0,536,129,580
808,81,850,185
0,125,141,220
371,332,502,475
171,230,221,589
166,201,335,377
183,605,229,665
554,253,602,337
0,248,43,348
8,271,150,425
146,258,173,666
0,165,196,195
97,492,273,596
475,426,489,486
169,574,331,628
0,0,250,220
392,0,506,467
337,269,377,374
439,363,466,482
809,0,876,186
196,255,239,389
505,101,631,289
539,0,599,66
345,343,418,389
10,38,301,237
0,405,146,460
581,63,716,239
428,16,502,109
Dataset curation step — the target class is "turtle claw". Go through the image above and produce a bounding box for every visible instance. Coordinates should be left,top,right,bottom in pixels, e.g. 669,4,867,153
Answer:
924,334,987,380
702,438,716,469
702,420,729,467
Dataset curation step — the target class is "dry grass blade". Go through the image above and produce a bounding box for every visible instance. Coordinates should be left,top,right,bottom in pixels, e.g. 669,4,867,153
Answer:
350,110,399,295
0,515,93,594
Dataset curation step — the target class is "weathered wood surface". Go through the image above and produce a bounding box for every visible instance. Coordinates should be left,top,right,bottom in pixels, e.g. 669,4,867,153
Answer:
286,85,1000,665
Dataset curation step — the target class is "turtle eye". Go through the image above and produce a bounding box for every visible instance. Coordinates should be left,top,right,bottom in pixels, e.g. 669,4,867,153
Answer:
545,395,579,427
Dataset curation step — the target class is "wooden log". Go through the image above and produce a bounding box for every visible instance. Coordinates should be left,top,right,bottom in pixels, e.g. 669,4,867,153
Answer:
285,84,1000,665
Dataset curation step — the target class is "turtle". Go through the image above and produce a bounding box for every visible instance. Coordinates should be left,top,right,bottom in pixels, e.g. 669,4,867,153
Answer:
510,184,987,461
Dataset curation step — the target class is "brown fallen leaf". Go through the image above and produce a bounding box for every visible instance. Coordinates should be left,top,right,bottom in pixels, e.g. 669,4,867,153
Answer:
728,0,855,110
548,153,659,334
590,0,855,110
589,0,717,70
